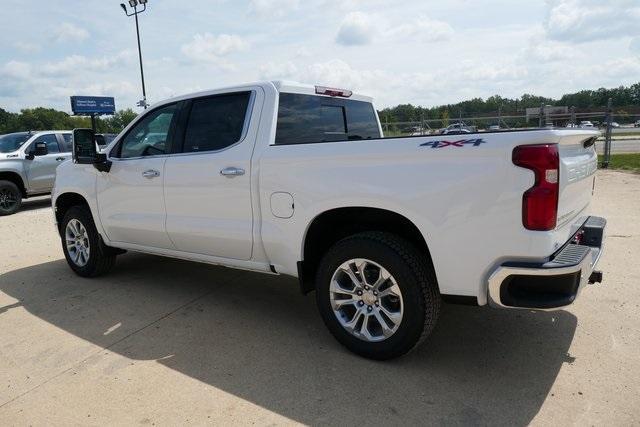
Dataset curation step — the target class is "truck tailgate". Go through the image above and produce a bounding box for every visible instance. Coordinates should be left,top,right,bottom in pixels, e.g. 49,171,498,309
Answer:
557,131,599,228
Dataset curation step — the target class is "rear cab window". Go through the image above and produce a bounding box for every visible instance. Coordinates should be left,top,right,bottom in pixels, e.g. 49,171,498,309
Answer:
60,134,73,152
275,93,380,145
181,92,252,153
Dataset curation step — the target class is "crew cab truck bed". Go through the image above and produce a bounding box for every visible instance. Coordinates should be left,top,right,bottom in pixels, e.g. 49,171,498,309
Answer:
52,81,605,359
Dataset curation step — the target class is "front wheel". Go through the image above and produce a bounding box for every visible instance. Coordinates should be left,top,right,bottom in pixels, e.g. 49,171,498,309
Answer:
0,180,22,216
61,206,116,277
315,232,441,360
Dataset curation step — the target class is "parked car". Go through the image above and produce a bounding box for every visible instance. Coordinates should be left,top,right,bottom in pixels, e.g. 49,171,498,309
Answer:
0,130,72,215
634,120,640,128
579,121,594,128
488,125,501,131
441,123,472,135
442,128,471,135
52,81,605,360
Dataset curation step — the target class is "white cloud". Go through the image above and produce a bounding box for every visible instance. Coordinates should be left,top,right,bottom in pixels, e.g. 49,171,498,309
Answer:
73,81,138,98
54,22,89,43
249,0,299,17
41,51,134,77
181,33,248,64
336,12,377,46
259,61,298,80
523,39,576,62
1,61,32,79
580,57,640,80
461,61,528,82
14,42,41,54
2,0,639,112
544,0,640,43
257,58,435,106
384,16,454,42
336,12,453,46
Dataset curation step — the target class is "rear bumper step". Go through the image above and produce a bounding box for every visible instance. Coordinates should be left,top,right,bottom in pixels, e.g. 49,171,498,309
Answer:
487,216,606,310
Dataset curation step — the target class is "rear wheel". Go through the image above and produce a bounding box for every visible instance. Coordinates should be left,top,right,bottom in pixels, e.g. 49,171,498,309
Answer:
315,232,440,360
61,206,116,277
0,180,22,216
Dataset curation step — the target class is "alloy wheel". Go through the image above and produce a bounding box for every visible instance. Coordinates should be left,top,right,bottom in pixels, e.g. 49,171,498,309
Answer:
0,188,18,211
65,219,91,267
329,258,404,342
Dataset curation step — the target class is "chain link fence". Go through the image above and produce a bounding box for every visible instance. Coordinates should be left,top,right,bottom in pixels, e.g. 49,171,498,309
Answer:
380,99,639,168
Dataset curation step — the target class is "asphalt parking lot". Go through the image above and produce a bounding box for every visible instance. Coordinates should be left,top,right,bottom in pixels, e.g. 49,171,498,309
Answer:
0,171,639,426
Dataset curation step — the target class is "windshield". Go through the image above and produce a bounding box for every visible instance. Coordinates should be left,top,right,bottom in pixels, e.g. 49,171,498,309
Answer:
0,133,31,153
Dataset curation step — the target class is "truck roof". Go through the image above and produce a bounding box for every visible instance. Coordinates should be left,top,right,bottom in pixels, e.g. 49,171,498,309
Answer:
272,81,373,103
150,81,373,111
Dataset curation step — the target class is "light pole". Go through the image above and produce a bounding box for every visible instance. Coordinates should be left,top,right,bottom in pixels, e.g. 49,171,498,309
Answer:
120,0,149,109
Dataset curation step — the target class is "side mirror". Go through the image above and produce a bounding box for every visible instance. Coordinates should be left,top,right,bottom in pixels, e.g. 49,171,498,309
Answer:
34,142,48,156
72,128,111,172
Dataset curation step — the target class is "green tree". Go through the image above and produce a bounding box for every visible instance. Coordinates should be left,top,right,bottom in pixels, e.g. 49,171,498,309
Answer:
441,109,450,127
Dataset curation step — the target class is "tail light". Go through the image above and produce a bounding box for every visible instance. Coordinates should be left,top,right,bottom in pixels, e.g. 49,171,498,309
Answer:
512,144,559,231
315,86,352,97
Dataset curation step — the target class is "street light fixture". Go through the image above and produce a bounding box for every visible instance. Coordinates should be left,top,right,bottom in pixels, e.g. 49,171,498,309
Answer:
120,0,149,108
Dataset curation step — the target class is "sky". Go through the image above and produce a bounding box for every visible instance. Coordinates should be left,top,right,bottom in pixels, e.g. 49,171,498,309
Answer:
1,0,639,113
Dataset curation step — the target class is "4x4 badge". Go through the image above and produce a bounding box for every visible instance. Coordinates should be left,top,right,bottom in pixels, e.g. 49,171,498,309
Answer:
420,138,486,148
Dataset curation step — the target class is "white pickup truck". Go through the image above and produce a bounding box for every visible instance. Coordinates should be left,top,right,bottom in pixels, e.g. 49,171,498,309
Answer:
52,81,605,359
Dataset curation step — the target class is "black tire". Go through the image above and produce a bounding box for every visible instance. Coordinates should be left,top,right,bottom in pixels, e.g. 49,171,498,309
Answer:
61,206,116,277
315,232,440,360
0,180,22,216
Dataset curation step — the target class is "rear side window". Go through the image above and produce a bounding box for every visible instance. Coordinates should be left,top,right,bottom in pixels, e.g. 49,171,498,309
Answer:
61,134,73,152
182,92,251,153
275,93,380,145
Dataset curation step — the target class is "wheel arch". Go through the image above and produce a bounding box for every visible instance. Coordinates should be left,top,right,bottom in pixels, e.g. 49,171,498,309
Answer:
54,192,91,235
0,171,27,197
298,206,437,294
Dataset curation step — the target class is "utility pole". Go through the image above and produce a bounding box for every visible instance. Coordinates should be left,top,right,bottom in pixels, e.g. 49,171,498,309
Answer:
539,103,544,128
603,98,613,168
120,0,150,109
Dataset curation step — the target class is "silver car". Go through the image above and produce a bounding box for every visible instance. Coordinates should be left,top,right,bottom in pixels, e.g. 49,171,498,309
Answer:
0,130,72,215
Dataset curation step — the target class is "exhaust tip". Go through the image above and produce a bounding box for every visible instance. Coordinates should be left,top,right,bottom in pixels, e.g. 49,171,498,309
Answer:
588,270,603,284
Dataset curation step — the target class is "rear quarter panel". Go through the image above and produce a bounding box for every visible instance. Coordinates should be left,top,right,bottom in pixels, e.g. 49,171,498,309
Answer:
258,130,597,304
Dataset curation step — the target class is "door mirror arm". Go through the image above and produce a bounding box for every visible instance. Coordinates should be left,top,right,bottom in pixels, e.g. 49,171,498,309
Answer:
93,153,112,173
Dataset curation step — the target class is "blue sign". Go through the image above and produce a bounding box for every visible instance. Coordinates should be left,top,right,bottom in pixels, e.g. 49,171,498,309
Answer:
70,96,116,115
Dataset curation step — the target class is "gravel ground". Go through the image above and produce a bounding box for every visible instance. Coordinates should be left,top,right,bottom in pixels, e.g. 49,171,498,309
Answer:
0,170,638,426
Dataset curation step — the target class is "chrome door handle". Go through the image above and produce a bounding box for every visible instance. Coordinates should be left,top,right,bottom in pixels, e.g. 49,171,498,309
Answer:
142,169,160,179
220,167,245,177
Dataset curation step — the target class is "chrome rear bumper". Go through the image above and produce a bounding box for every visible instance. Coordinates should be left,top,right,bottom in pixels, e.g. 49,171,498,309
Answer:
488,216,606,310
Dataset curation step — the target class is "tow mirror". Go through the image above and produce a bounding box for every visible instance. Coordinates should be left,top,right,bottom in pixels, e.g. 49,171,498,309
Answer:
72,128,111,172
34,141,48,156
